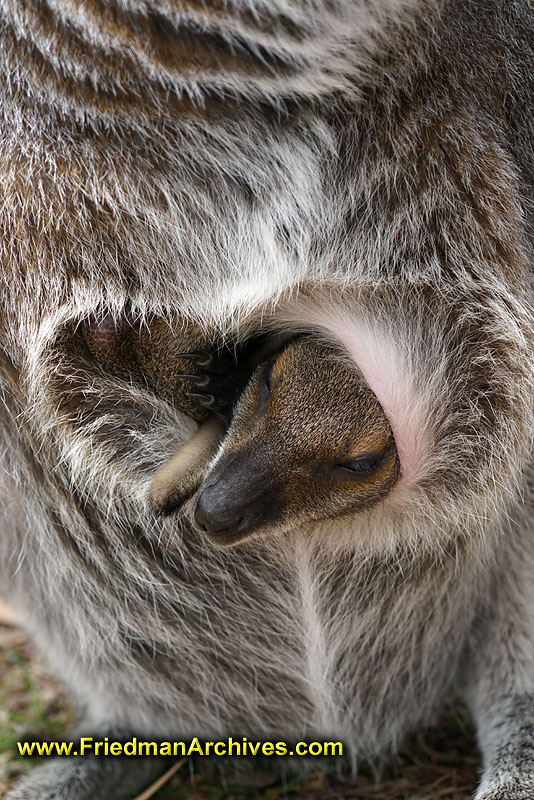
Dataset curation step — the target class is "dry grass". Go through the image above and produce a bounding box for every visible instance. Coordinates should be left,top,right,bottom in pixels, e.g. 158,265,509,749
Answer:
0,610,481,800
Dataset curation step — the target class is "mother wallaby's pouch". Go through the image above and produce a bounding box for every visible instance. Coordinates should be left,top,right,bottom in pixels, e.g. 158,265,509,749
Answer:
84,316,215,422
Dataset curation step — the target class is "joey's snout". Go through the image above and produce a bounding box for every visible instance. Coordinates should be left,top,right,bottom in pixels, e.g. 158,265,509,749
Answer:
194,459,280,545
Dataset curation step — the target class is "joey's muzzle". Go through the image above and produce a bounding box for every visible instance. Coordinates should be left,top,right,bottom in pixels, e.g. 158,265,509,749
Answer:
194,458,280,545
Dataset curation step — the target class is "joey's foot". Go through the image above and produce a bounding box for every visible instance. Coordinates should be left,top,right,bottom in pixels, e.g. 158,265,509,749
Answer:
178,347,252,426
475,774,534,800
147,416,225,514
5,753,166,800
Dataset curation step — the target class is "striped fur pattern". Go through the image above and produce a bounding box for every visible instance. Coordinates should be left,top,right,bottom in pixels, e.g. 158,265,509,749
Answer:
0,1,532,798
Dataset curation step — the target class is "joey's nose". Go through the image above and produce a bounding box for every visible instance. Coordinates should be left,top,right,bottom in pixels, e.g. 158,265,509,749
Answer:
194,482,248,537
193,474,274,544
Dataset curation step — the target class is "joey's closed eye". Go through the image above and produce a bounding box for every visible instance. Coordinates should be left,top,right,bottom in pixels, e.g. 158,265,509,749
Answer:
336,450,385,476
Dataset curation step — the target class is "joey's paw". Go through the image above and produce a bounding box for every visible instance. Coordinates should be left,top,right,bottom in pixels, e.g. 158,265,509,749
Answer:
178,347,250,425
475,773,534,800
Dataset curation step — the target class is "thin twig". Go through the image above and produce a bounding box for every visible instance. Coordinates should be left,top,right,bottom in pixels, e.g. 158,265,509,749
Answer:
415,786,475,800
132,757,187,800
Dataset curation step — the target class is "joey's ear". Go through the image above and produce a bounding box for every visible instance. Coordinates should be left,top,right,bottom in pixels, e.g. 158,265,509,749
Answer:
147,417,224,515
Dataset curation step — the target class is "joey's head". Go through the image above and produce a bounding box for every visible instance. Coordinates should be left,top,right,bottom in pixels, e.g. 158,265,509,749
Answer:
194,337,399,546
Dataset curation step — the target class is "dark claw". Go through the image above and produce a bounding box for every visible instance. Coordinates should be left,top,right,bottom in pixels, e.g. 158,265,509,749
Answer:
177,373,210,388
178,351,214,368
188,392,216,408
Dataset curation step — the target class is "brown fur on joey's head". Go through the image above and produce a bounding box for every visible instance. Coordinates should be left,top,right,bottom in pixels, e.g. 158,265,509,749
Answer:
193,337,399,545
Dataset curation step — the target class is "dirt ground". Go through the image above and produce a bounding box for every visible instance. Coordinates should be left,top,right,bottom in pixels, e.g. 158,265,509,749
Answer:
0,605,481,800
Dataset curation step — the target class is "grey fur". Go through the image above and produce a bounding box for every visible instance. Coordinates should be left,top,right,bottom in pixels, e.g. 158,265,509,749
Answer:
0,1,533,798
